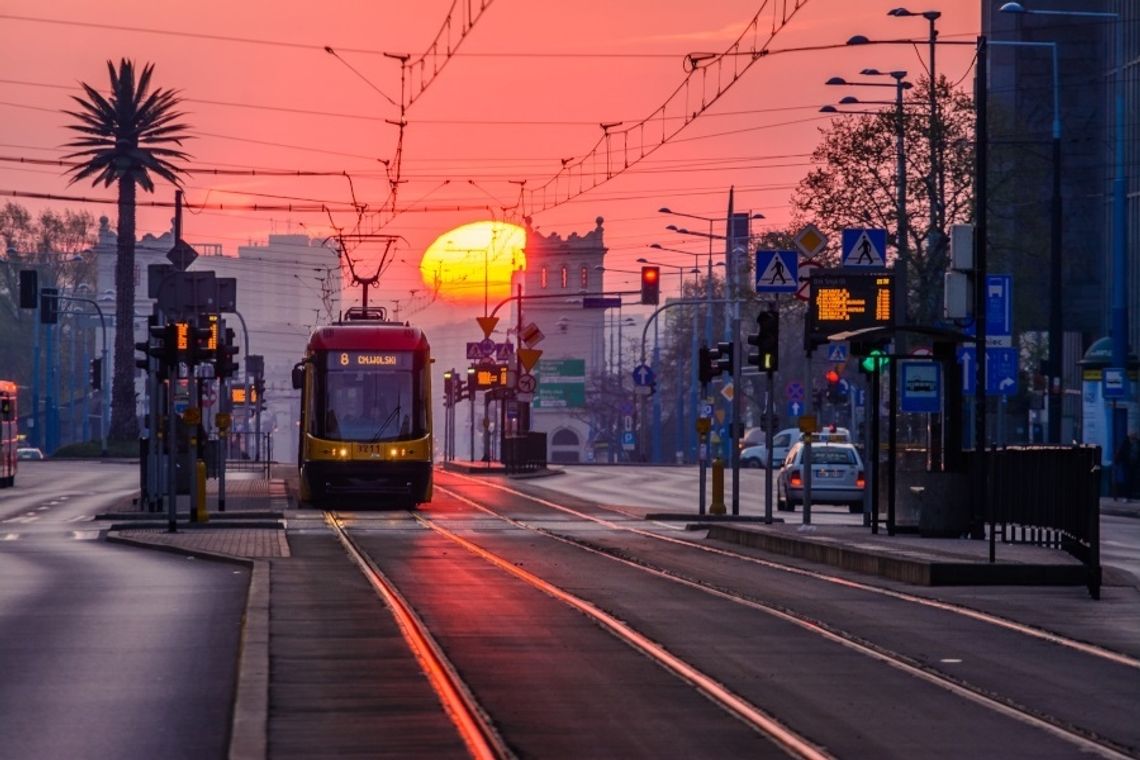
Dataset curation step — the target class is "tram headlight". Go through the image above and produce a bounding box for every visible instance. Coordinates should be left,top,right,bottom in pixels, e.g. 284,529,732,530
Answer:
339,448,348,457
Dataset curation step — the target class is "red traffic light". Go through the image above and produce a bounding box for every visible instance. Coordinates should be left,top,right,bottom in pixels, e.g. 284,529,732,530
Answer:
640,266,660,305
825,369,840,384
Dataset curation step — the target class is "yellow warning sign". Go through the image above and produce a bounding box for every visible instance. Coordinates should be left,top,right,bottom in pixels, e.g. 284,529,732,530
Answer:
517,347,542,372
476,316,499,339
182,407,202,425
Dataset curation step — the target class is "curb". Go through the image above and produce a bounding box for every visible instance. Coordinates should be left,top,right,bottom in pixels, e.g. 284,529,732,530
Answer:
705,525,1088,587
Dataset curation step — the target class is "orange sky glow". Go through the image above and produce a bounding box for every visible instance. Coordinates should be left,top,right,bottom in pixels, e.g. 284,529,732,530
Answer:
0,0,981,329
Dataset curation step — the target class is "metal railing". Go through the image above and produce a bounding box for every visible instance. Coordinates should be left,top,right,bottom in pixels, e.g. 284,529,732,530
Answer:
502,432,547,475
984,445,1101,598
223,432,274,478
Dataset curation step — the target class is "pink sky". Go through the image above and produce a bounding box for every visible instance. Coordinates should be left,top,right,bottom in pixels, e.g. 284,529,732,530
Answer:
0,0,981,327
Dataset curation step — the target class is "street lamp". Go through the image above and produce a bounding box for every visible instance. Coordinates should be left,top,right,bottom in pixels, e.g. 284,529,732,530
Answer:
825,70,913,324
1000,2,1128,452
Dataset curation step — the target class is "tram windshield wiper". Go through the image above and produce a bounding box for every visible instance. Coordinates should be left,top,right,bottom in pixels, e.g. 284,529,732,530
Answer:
369,401,401,442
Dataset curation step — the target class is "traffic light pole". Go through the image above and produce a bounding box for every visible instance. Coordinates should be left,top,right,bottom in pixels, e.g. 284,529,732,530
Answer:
730,317,742,514
764,370,774,523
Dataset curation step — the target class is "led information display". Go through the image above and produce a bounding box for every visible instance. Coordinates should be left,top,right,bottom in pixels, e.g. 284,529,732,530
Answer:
473,362,510,390
807,271,895,344
326,351,413,371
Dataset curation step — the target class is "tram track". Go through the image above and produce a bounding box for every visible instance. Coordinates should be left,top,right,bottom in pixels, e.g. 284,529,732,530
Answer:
423,474,1138,759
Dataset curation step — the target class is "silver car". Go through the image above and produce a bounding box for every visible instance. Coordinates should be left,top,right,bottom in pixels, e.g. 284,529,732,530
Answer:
777,441,865,512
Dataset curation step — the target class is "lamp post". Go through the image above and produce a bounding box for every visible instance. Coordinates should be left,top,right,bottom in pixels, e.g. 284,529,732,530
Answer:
1000,2,1127,452
825,72,913,324
991,30,1064,443
888,8,944,243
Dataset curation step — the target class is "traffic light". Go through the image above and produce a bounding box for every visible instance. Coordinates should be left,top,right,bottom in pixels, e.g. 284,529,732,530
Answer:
189,322,214,365
640,265,660,305
851,339,890,374
748,310,780,371
443,370,455,407
713,341,734,376
89,357,102,390
825,369,841,403
254,378,267,412
39,287,59,324
139,322,180,375
215,327,239,378
19,270,37,309
698,345,715,385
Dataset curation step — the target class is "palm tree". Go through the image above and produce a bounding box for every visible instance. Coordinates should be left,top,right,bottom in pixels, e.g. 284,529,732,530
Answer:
63,59,191,442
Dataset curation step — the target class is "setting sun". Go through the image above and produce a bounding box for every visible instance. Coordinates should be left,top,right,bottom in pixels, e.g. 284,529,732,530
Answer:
419,222,527,307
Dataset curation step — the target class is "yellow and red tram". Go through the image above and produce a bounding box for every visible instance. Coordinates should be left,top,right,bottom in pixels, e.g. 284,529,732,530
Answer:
293,316,432,506
0,380,17,488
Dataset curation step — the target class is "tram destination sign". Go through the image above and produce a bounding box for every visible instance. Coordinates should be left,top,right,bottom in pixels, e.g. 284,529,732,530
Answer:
806,271,895,347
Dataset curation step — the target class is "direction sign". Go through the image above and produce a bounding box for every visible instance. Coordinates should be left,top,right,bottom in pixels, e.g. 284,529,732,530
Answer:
632,364,655,387
787,400,805,418
785,381,804,401
794,223,828,257
1103,367,1128,399
900,360,941,413
755,250,798,293
986,347,1018,396
958,346,1019,396
841,228,887,268
826,343,848,362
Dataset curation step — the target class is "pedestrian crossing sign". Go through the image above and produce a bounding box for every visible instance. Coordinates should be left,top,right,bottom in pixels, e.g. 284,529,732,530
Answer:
755,250,798,293
841,228,887,268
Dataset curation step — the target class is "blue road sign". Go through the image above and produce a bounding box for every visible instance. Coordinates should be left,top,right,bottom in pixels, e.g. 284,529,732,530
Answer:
986,274,1012,340
855,388,866,407
494,342,514,361
837,378,851,397
958,346,1019,396
986,347,1018,396
755,250,798,293
478,337,496,358
785,381,804,401
826,343,848,362
466,341,483,360
787,400,805,418
841,228,887,268
632,364,655,387
900,360,941,413
621,431,636,449
1104,367,1128,399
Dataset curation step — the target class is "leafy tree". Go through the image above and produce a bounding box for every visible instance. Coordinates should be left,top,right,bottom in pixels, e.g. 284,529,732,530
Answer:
792,76,975,325
63,59,191,441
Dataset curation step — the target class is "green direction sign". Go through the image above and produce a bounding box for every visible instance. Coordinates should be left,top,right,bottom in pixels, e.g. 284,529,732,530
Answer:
534,358,586,409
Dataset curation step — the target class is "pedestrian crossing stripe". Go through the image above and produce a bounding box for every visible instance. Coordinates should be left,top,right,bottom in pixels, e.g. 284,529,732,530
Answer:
842,228,887,268
755,250,798,293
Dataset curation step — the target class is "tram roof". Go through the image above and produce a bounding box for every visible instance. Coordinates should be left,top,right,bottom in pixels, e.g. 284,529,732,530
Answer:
307,323,429,352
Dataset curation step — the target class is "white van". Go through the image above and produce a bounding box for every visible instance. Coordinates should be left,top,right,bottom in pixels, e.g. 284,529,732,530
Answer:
741,425,849,468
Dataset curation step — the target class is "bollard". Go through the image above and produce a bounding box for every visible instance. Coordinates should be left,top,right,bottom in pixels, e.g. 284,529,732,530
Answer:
710,457,726,515
195,460,208,523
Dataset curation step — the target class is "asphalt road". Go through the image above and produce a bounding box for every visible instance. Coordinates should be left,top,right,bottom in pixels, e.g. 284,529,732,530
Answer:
0,460,248,760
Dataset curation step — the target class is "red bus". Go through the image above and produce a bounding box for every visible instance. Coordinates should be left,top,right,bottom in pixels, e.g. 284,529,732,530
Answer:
0,380,17,488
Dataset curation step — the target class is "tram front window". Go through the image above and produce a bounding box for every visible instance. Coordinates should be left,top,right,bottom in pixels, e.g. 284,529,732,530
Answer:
320,351,422,441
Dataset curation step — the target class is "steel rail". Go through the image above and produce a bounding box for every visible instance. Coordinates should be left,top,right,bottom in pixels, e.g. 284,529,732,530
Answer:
325,512,510,760
448,470,1140,671
434,479,1136,760
406,505,835,760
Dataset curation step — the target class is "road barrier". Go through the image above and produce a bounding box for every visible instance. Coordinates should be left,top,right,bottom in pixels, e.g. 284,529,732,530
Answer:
502,432,547,475
984,445,1101,598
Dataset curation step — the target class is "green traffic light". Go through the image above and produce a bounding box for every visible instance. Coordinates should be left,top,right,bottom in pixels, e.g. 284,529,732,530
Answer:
860,348,889,373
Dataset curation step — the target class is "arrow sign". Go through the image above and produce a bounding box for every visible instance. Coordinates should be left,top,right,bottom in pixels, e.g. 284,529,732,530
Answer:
476,316,499,339
632,364,655,386
517,347,542,372
787,400,803,418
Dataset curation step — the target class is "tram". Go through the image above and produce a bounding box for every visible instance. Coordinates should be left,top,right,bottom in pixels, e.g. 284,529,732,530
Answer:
293,309,432,506
0,380,17,488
